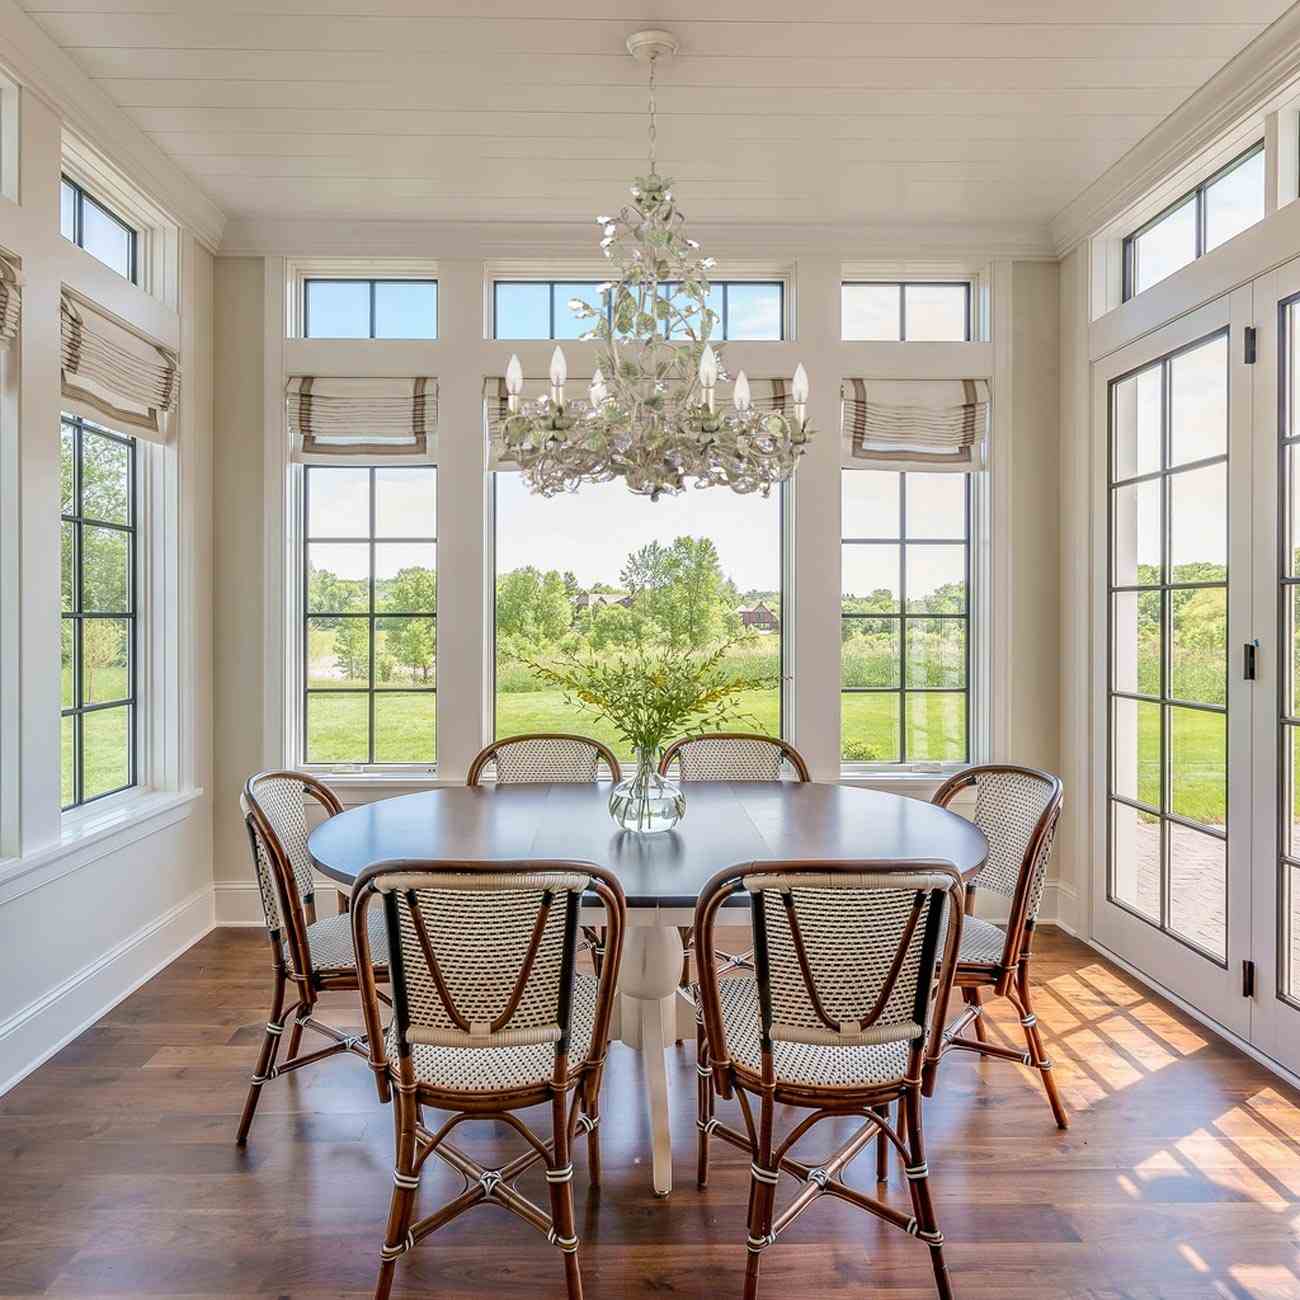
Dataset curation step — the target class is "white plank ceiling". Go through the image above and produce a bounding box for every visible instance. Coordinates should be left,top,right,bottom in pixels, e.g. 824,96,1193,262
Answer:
19,0,1294,230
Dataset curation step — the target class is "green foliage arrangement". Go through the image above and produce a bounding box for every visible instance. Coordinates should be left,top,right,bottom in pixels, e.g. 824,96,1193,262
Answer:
513,637,774,757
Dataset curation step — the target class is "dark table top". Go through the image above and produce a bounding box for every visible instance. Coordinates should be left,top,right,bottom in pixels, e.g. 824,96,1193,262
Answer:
308,782,988,910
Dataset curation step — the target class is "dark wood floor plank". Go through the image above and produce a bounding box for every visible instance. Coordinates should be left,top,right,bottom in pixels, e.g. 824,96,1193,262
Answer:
2,927,1300,1297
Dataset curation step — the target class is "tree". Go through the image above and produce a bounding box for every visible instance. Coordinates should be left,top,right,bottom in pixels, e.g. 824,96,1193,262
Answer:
621,541,673,599
590,603,655,651
82,618,127,701
333,618,368,683
496,567,572,646
624,536,731,649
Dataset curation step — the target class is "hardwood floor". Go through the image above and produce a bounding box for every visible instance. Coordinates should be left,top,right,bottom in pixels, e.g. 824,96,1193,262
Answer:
3,926,1300,1298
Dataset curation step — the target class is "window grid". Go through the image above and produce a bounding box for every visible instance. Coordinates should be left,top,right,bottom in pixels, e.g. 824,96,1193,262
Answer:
61,416,137,810
302,466,437,766
841,281,972,342
303,278,438,339
60,175,137,284
492,279,785,341
1122,142,1264,302
840,471,971,766
1106,329,1229,966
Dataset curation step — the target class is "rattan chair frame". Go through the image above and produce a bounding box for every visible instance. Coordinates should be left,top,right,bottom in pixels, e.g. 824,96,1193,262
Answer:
351,858,627,1300
931,763,1067,1130
658,732,812,784
236,769,390,1146
693,859,965,1300
466,732,623,786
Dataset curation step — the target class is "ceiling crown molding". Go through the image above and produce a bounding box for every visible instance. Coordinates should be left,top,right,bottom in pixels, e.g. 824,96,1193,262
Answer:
1050,4,1300,257
0,0,225,251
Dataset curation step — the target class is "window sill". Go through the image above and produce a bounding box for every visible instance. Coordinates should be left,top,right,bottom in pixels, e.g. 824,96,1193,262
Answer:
838,767,969,801
0,788,204,904
304,770,455,805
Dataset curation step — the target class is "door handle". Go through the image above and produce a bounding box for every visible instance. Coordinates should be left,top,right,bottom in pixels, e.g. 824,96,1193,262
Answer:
1244,640,1259,681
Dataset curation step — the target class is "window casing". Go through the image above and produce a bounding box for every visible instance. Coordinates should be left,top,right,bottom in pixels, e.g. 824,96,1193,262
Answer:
61,415,137,808
841,470,971,767
60,176,137,284
493,279,785,341
1122,142,1265,301
303,279,438,339
842,282,971,342
492,473,785,759
302,465,437,768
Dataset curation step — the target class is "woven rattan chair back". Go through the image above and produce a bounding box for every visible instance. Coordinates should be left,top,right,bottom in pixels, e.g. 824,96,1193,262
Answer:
932,764,1062,970
467,733,622,786
660,733,811,783
243,769,343,976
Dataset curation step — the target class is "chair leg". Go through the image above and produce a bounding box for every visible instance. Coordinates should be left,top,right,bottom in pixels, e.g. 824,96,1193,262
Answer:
743,1091,777,1300
284,1018,304,1063
696,1016,714,1188
874,1104,890,1183
1012,960,1069,1130
902,1087,953,1300
548,1089,584,1300
374,1085,421,1300
236,969,286,1145
962,985,987,1044
581,1072,602,1188
677,926,693,1045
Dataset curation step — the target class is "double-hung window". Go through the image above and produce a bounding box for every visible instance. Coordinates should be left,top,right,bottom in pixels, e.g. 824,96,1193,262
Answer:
303,465,438,767
60,176,137,283
61,415,137,807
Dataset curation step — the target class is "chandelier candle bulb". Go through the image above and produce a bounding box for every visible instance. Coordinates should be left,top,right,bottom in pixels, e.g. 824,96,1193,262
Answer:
549,346,567,404
505,354,524,413
793,363,809,428
699,344,719,412
589,369,608,406
734,370,752,413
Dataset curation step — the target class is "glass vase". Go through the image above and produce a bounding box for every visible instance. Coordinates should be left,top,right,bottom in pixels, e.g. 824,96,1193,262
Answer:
609,745,686,834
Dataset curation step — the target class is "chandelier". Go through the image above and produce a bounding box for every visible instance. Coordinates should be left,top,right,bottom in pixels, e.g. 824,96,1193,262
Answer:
497,30,812,501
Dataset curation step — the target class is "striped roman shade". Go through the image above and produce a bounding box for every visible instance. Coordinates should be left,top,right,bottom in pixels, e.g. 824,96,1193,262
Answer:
286,376,437,463
60,293,179,442
0,254,19,346
485,374,794,470
841,378,988,472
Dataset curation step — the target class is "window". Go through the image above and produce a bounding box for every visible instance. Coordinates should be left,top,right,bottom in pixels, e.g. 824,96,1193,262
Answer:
493,475,782,758
1123,143,1265,300
60,176,137,283
842,282,970,341
841,470,970,765
304,279,437,339
303,466,437,766
493,279,784,340
1107,331,1228,960
61,416,137,808
1279,297,1300,1002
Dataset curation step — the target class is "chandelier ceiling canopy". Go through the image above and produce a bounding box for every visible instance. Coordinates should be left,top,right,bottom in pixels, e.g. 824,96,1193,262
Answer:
497,30,812,501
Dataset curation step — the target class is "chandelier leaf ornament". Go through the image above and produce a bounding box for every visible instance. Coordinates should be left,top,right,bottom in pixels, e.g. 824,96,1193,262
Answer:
498,29,812,501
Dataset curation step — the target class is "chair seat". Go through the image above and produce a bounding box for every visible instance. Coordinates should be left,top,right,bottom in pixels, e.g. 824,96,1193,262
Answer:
957,916,1009,967
383,975,599,1094
712,977,912,1090
286,906,389,975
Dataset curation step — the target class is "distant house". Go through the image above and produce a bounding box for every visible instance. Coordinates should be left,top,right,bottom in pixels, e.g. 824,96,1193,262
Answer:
577,590,634,612
737,601,779,633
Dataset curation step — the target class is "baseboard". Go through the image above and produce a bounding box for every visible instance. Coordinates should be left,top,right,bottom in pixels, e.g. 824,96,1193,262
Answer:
213,878,347,927
1039,879,1078,933
0,885,214,1096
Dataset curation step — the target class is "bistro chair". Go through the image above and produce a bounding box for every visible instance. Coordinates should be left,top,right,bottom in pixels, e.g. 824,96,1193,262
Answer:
694,859,965,1300
467,732,622,786
930,764,1067,1129
351,859,626,1300
236,770,389,1145
662,733,811,1038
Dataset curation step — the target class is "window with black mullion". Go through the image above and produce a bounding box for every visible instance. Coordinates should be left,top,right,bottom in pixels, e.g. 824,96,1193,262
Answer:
60,416,137,809
303,465,437,766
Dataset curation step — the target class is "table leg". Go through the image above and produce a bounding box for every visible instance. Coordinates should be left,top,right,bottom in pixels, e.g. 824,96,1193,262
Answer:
619,924,685,1198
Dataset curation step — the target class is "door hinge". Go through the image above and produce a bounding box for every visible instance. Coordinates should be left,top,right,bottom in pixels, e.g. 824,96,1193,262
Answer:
1245,326,1257,364
1243,960,1256,998
1244,639,1259,680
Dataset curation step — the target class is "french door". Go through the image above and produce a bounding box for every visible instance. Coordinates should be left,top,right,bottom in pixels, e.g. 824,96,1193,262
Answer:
1092,275,1300,1076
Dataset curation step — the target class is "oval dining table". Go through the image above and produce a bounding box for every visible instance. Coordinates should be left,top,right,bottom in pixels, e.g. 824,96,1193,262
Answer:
308,779,989,1197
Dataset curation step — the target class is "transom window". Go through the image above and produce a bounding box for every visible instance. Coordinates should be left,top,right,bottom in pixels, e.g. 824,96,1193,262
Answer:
493,279,784,340
303,466,437,766
842,282,970,342
841,470,970,765
61,416,137,808
493,474,783,758
60,176,137,283
1123,143,1265,300
304,279,438,339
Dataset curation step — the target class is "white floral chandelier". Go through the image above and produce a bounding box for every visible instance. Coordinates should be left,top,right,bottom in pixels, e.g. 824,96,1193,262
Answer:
498,30,812,501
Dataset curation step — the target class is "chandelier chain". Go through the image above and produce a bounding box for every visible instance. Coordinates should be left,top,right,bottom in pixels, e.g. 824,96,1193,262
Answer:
647,55,658,174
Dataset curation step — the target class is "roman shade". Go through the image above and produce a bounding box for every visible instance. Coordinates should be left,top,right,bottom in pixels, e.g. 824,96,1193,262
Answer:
0,255,19,346
60,293,179,442
841,378,989,472
286,376,437,463
484,374,794,470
